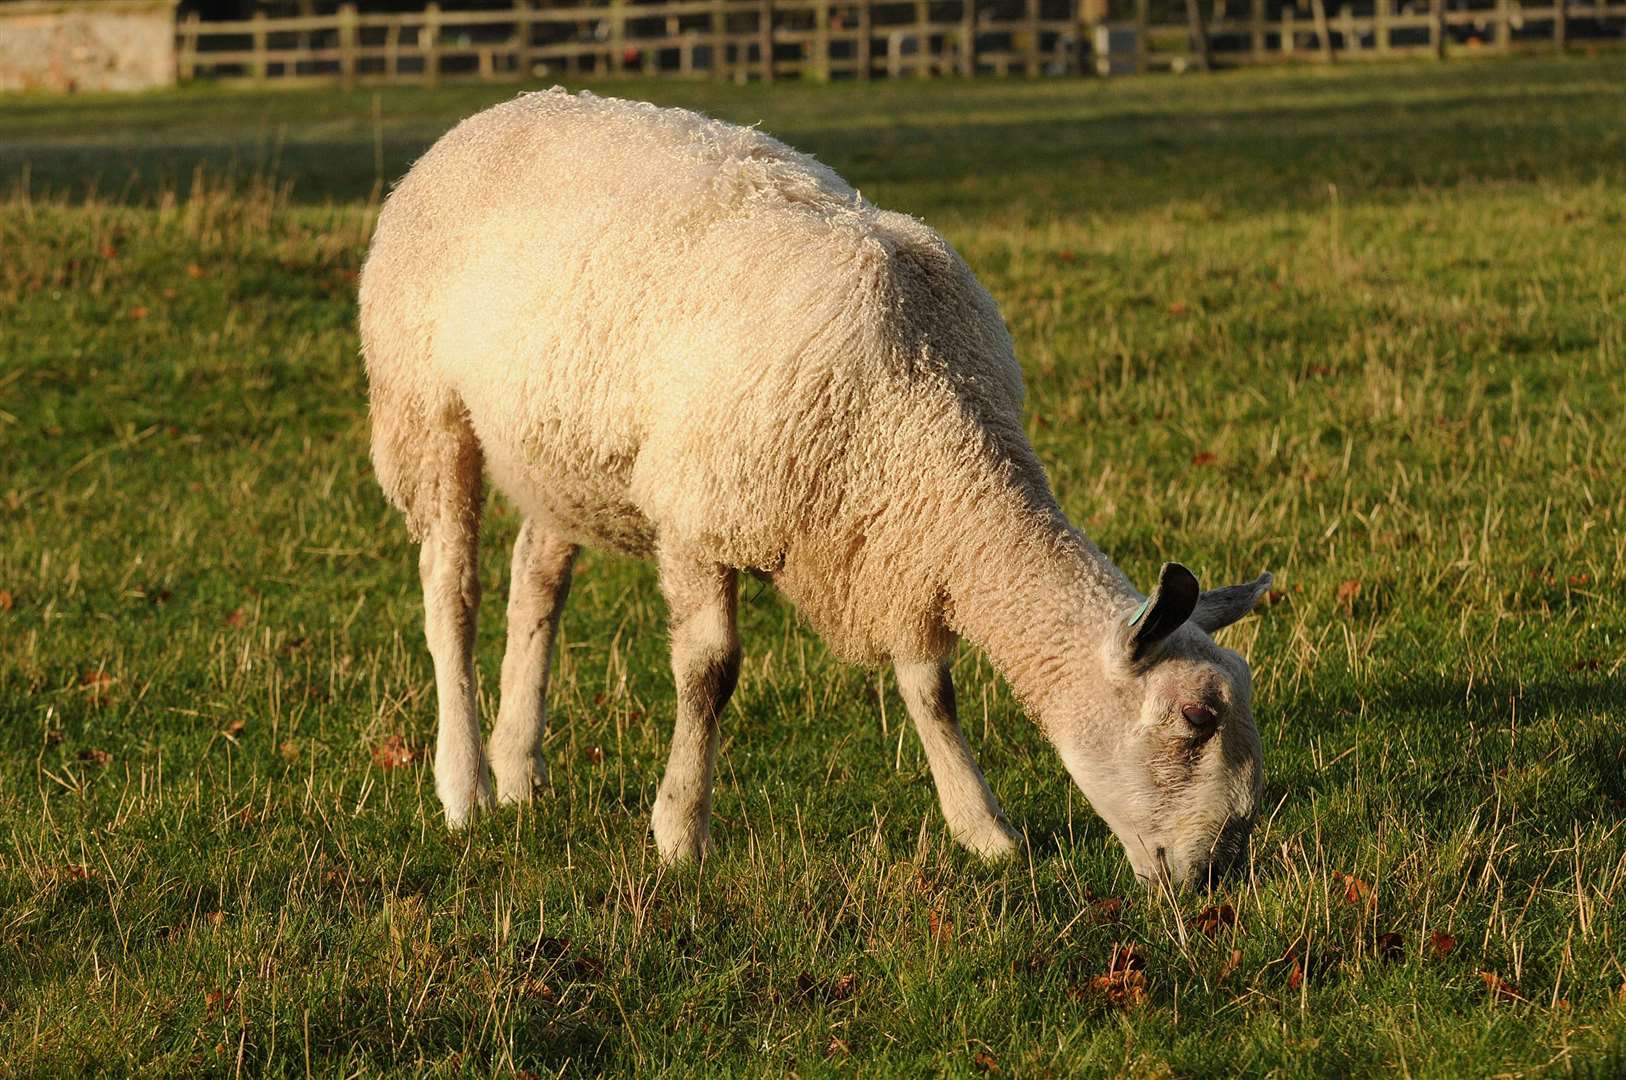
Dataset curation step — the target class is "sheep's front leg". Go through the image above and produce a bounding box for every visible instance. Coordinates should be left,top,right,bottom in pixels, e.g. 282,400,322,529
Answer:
419,428,491,829
651,552,740,864
895,659,1020,860
489,519,579,804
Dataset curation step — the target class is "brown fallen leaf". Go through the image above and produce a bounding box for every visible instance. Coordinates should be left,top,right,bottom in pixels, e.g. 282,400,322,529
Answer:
1265,589,1288,606
1567,574,1591,587
129,305,150,321
1375,931,1404,962
225,608,247,629
78,747,112,766
204,988,235,1017
520,978,558,1003
186,262,206,279
1057,250,1077,264
928,908,954,943
1088,897,1124,922
100,243,119,260
972,1049,1001,1074
1089,969,1148,1008
830,973,856,1001
1336,579,1362,610
371,734,422,770
59,863,93,882
1280,942,1340,988
279,740,301,762
1191,451,1218,467
583,744,605,764
1195,903,1236,938
1219,948,1243,980
207,910,226,926
0,589,13,611
1478,970,1525,1003
1332,870,1373,906
825,1037,851,1058
223,718,246,738
1168,301,1189,316
1083,941,1150,1008
1109,942,1145,974
1429,931,1457,958
79,669,114,691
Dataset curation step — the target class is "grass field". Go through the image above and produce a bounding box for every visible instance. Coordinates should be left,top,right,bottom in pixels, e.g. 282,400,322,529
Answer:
2,57,1625,1076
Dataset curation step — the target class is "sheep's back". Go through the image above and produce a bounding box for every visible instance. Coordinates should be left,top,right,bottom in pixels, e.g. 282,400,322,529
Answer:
362,91,1036,657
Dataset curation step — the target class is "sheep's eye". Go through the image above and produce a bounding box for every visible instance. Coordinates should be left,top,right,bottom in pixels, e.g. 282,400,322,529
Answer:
1180,703,1219,731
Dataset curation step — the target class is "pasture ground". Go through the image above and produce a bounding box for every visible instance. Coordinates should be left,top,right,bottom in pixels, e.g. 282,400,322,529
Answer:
2,57,1624,1076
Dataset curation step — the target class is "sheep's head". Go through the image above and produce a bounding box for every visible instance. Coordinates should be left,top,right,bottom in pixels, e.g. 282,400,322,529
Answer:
1052,563,1272,892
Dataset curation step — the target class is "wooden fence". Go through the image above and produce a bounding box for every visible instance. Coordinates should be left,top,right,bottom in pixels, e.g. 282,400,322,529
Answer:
175,0,1626,85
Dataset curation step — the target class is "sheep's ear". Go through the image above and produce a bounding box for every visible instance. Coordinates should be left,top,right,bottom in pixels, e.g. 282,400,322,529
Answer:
1123,562,1200,664
1190,572,1273,635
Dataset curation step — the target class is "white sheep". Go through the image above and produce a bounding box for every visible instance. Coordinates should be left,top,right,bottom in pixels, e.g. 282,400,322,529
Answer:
359,88,1272,889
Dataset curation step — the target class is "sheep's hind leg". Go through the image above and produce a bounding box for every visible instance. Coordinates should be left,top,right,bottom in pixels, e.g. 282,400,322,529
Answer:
418,413,491,829
651,550,740,864
489,519,579,804
895,659,1021,861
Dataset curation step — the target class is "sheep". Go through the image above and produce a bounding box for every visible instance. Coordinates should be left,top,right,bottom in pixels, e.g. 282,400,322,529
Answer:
359,88,1272,890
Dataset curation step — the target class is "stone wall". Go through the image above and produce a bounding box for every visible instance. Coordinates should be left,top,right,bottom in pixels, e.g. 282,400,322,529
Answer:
0,1,179,93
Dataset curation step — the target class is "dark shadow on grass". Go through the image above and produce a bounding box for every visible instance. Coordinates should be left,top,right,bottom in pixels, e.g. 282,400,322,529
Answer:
4,62,1624,216
1263,670,1626,822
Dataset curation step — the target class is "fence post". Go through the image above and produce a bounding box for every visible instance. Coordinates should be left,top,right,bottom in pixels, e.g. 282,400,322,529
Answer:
611,0,627,74
759,0,775,80
960,0,976,74
1309,0,1334,60
1184,0,1211,69
916,0,932,76
1494,0,1510,50
339,3,358,88
424,2,441,86
1134,0,1148,72
1282,4,1294,55
814,0,831,79
1429,0,1444,58
386,20,402,80
1024,0,1040,75
857,0,872,78
1375,0,1389,53
514,0,531,78
178,11,200,80
250,11,268,81
1251,0,1265,60
1553,0,1566,50
710,0,727,80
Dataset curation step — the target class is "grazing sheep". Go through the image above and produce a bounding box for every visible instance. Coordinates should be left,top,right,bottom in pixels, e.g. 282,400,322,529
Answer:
359,89,1272,890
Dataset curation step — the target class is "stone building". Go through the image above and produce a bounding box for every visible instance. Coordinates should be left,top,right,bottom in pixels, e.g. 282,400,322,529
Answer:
0,0,179,92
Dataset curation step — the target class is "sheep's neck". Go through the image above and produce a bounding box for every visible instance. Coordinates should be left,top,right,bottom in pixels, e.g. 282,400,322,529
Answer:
942,494,1134,716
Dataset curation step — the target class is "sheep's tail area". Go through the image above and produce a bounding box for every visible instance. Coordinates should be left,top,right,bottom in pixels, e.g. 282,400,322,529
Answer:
358,233,456,544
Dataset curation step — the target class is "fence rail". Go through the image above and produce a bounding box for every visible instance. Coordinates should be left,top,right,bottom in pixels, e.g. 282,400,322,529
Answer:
175,0,1626,85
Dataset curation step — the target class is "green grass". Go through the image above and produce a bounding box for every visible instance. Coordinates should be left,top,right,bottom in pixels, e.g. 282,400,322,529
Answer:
2,57,1624,1076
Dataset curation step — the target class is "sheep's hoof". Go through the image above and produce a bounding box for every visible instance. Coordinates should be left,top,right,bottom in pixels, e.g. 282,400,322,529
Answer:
491,753,548,805
651,800,710,866
439,770,494,830
954,819,1023,862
